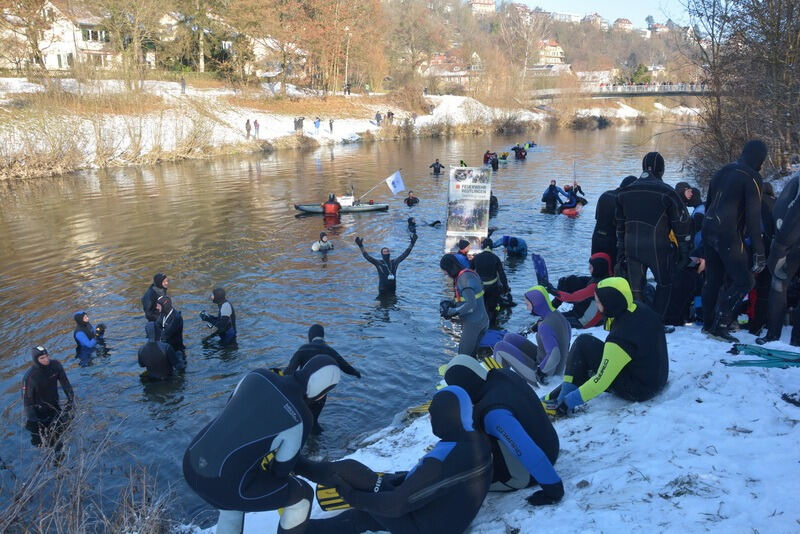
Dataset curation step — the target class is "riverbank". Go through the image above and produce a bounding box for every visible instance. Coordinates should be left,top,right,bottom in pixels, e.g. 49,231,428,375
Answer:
192,324,800,533
0,77,697,181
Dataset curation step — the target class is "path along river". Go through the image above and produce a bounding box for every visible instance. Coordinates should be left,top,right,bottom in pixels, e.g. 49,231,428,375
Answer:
0,123,690,523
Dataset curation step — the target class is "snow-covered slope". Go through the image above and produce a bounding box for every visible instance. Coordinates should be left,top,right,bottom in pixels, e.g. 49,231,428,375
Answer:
192,324,800,533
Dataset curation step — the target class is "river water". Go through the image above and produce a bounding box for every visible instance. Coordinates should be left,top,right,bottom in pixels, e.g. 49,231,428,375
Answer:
0,124,690,523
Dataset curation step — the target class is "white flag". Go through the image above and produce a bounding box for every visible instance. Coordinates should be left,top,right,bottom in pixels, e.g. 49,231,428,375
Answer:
385,170,405,195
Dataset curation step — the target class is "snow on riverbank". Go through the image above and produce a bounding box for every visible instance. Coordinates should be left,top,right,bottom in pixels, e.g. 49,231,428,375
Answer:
189,323,799,533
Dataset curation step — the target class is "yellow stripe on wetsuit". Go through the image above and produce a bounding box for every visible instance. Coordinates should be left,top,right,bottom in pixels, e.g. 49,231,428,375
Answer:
576,342,632,403
456,290,484,302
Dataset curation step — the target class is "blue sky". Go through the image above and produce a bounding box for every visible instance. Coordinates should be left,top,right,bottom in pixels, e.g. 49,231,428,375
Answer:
521,1,688,28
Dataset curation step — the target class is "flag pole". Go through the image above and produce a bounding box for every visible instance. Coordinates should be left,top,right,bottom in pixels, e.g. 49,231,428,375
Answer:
358,169,402,201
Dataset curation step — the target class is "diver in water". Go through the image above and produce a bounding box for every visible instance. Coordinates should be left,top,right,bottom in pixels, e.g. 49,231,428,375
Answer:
429,159,446,175
440,253,489,357
138,322,185,380
403,191,419,207
23,346,74,449
183,355,341,534
200,287,237,345
142,273,168,323
355,234,417,295
72,311,99,366
155,295,185,356
312,232,334,252
296,386,492,534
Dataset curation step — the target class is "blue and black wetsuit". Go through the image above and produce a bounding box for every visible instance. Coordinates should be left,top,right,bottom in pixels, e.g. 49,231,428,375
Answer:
444,356,562,495
299,386,492,534
72,311,97,366
203,288,237,345
499,236,528,257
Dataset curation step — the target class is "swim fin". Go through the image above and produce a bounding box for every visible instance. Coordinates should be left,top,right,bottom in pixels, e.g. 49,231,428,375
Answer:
482,356,502,370
531,253,548,285
407,400,431,414
316,484,351,511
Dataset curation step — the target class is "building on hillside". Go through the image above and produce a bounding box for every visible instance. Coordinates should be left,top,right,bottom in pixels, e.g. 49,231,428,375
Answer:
420,52,483,89
613,18,634,32
637,28,652,39
527,63,572,78
469,0,496,15
581,13,608,30
550,12,581,24
537,40,565,65
508,3,531,22
0,0,119,70
650,23,670,34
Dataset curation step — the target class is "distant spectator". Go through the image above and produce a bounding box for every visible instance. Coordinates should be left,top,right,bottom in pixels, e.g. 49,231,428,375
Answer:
365,82,371,94
245,119,251,139
253,119,260,139
295,116,305,134
375,111,382,126
329,118,334,133
344,82,351,95
180,75,186,95
387,110,394,124
314,117,321,135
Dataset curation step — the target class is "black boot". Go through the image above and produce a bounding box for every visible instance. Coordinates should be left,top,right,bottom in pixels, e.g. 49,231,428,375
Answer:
704,312,739,343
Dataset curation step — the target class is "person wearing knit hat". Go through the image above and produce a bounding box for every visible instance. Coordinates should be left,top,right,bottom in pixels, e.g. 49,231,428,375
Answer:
312,231,334,252
183,355,341,534
440,253,489,357
702,140,769,342
283,324,361,434
543,277,669,417
591,175,637,266
615,151,692,322
22,346,74,448
454,239,471,269
442,355,563,501
545,252,613,329
471,237,509,327
141,273,169,323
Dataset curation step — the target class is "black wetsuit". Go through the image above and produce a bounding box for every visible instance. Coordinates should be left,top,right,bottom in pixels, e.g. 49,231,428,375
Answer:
183,368,315,512
156,309,185,354
592,176,637,265
616,173,691,318
22,358,74,446
763,175,800,342
404,197,419,207
429,162,445,175
141,279,167,322
138,322,185,380
472,249,509,327
360,241,415,295
300,386,492,534
541,185,562,214
701,142,767,329
203,288,237,345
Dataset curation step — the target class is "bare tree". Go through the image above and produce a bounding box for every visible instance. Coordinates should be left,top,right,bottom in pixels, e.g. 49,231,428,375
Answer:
496,5,550,86
0,0,51,68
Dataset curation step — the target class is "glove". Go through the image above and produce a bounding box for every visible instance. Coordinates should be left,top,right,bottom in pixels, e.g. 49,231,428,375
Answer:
353,369,362,379
95,324,106,337
677,241,692,269
751,252,766,273
330,473,354,501
355,236,364,248
439,299,455,318
543,281,558,296
199,311,211,322
410,233,418,244
526,481,564,506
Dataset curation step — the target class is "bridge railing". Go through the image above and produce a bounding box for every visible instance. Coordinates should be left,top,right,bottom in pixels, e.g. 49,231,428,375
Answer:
593,83,707,93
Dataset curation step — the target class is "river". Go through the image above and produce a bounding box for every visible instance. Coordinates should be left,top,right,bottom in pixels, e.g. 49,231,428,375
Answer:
0,124,690,524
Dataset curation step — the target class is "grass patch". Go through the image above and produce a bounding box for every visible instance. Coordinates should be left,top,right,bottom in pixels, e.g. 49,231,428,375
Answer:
7,89,165,115
224,93,378,119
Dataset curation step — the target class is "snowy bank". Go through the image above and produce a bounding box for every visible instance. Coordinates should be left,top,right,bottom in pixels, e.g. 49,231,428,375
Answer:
189,324,799,533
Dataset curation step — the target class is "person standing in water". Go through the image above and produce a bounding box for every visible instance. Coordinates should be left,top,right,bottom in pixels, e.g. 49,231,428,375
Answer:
355,234,417,295
429,159,445,175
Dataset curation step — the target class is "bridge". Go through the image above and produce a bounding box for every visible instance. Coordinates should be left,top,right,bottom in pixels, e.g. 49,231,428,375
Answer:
531,83,708,99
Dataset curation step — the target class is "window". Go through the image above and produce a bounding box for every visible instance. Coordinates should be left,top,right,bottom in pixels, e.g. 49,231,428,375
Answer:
67,53,74,67
57,54,62,69
221,41,232,51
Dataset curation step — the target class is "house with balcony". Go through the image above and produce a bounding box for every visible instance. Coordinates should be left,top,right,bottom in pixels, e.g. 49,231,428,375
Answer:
469,0,496,15
537,40,565,65
613,18,634,32
581,13,608,30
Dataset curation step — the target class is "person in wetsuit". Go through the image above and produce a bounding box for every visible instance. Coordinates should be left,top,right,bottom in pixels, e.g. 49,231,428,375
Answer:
615,152,692,321
592,176,637,266
155,295,185,356
443,355,562,499
355,234,417,295
284,324,361,434
558,185,579,212
297,385,492,534
454,239,471,269
498,235,528,257
72,310,99,366
312,232,334,252
543,277,669,417
429,159,445,175
547,252,613,329
403,191,419,207
701,140,768,341
521,286,570,380
541,180,564,214
183,355,341,534
758,175,800,344
142,273,168,323
138,322,185,380
200,287,237,345
440,253,490,357
323,193,341,216
471,237,509,327
22,346,74,448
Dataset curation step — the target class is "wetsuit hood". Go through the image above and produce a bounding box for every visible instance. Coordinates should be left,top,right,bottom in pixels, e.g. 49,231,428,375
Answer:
524,285,555,317
145,322,156,342
642,152,665,179
319,232,327,241
481,237,493,250
157,295,172,315
620,175,637,189
381,252,391,263
429,385,474,440
595,277,636,318
443,354,487,402
440,253,462,278
73,311,87,325
294,354,340,399
739,139,768,173
212,287,226,304
153,273,167,289
31,345,48,366
509,237,519,247
307,324,325,342
589,252,613,280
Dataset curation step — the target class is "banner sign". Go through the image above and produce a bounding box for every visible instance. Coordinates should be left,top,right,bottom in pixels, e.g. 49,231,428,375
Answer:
444,167,492,253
